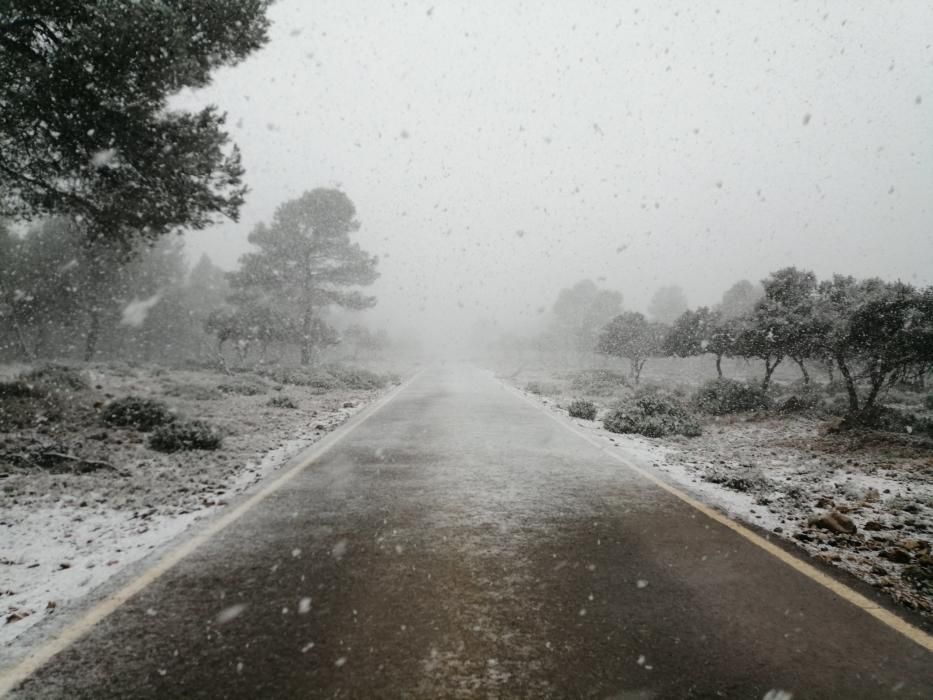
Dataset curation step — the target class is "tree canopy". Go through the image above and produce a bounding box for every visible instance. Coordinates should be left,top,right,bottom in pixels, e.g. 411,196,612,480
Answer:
229,189,379,365
0,1,272,248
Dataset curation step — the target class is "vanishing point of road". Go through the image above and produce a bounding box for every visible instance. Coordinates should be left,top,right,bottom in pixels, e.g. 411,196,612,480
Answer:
4,366,932,698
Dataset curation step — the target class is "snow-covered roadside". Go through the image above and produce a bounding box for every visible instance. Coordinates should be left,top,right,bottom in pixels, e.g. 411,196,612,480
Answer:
0,365,393,652
512,384,933,619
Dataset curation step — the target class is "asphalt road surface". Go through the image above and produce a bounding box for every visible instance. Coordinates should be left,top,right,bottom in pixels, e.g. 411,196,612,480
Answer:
6,366,933,698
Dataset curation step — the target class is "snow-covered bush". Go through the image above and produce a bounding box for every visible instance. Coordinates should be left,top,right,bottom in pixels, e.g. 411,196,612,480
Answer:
268,395,298,409
567,399,597,420
603,393,701,437
149,419,222,452
692,379,770,415
102,396,175,431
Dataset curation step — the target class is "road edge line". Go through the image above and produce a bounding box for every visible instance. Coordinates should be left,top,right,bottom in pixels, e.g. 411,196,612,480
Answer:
501,380,933,655
0,369,423,697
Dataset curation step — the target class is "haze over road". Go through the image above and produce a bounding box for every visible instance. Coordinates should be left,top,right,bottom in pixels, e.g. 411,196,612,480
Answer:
7,366,933,698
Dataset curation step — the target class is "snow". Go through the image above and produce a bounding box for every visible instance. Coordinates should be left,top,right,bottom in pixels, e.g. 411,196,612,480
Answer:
0,363,397,656
511,376,933,618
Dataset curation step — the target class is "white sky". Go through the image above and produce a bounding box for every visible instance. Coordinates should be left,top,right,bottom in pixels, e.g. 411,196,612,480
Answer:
178,0,933,349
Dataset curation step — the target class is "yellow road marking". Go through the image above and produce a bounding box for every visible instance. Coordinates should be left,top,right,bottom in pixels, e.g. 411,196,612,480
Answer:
0,371,422,698
503,381,933,654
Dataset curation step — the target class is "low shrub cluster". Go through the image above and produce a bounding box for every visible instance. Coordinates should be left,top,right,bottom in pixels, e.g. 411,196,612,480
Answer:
258,365,393,391
603,392,701,438
692,379,770,415
0,380,63,430
149,419,222,452
217,379,267,396
525,380,560,396
162,383,223,401
101,396,176,431
567,399,597,420
21,364,89,392
841,405,933,437
568,369,629,396
268,395,299,409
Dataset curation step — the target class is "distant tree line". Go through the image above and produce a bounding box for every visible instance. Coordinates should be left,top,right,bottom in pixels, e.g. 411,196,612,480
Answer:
495,272,932,425
592,268,932,423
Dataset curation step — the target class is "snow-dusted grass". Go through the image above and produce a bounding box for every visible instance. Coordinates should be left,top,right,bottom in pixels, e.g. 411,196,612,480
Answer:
0,362,399,651
507,368,933,619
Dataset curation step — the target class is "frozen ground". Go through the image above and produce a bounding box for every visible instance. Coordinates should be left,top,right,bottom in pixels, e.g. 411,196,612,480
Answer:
509,376,933,620
0,363,399,650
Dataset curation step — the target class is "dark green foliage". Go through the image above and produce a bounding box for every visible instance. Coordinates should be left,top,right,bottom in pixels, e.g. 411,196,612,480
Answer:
569,369,628,395
603,393,702,438
230,189,379,365
1,1,271,247
102,396,175,431
20,364,88,392
777,386,823,413
925,394,933,411
149,420,222,452
568,399,597,420
692,379,771,415
268,395,299,409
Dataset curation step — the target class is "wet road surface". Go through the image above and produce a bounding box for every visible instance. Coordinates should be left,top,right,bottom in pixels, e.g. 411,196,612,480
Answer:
6,366,933,698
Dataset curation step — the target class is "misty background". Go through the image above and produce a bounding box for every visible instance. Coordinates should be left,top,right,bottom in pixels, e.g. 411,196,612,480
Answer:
174,0,932,352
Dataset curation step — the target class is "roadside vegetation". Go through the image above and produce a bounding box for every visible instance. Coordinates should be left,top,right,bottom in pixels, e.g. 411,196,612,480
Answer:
498,273,933,618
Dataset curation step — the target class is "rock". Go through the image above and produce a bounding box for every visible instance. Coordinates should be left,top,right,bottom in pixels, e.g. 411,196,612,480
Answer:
816,496,835,509
871,564,889,576
773,527,783,534
879,548,913,564
863,520,884,531
809,511,857,535
793,531,814,543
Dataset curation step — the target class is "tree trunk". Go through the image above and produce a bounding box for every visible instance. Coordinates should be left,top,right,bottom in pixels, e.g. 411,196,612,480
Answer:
715,354,723,378
836,355,860,415
84,307,101,361
761,356,782,390
824,359,835,383
793,356,810,384
300,309,312,366
631,357,645,385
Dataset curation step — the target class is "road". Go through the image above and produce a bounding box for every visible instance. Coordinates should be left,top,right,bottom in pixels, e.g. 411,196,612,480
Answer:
5,366,932,698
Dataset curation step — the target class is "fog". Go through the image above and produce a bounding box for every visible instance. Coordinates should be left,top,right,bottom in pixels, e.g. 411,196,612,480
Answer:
177,0,932,353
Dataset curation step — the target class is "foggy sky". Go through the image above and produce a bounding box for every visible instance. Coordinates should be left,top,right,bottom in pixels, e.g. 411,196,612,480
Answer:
177,0,933,350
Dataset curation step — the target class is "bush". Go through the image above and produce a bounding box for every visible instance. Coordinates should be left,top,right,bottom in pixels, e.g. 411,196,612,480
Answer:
777,384,824,413
149,419,222,452
525,381,560,396
257,365,393,391
567,399,597,420
841,405,933,436
20,364,89,392
0,380,62,430
162,383,223,401
268,395,298,409
324,364,392,390
692,379,770,415
217,379,267,396
603,393,701,438
102,396,176,431
569,369,628,396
